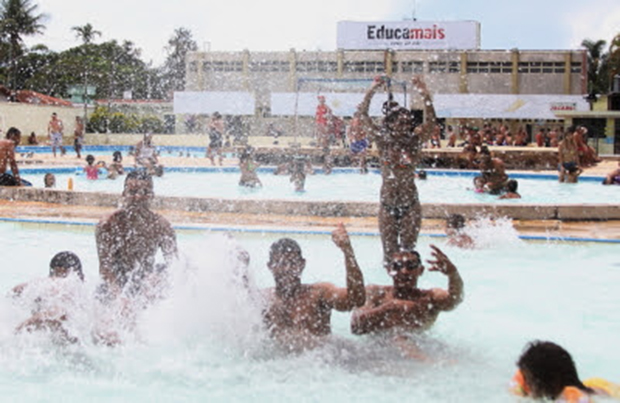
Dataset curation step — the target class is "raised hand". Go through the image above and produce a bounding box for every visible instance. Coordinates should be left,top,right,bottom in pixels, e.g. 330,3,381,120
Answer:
426,244,456,275
331,223,352,250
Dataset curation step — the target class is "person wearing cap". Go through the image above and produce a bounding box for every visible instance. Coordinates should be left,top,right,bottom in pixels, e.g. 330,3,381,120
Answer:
261,223,365,352
12,251,85,344
358,74,438,271
96,170,177,299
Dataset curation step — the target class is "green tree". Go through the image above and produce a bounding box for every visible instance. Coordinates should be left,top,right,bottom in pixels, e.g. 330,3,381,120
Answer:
581,38,608,95
0,0,45,89
607,33,620,88
161,27,197,97
71,23,101,45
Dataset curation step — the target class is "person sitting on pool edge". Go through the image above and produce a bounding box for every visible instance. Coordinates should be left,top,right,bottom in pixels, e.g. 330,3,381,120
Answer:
445,214,475,249
13,251,85,344
261,223,365,352
510,340,620,401
349,245,463,359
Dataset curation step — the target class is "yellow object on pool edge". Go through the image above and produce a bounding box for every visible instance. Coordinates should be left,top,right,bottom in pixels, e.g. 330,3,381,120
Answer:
67,177,73,191
584,377,620,399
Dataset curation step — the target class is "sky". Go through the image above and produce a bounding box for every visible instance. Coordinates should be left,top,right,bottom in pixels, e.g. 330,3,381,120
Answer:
23,0,620,66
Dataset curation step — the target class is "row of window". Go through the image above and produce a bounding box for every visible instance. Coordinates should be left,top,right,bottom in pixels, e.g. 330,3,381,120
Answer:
190,60,582,74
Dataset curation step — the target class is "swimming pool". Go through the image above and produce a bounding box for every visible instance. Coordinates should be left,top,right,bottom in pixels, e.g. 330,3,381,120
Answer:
1,221,618,401
21,167,617,205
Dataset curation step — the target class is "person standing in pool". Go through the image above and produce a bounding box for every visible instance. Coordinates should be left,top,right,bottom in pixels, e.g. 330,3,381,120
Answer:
96,170,177,298
558,126,582,183
358,75,438,270
261,223,365,351
206,112,225,166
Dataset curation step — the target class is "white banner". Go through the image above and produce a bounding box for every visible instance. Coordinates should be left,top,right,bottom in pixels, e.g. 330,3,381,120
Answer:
337,20,480,50
173,92,255,115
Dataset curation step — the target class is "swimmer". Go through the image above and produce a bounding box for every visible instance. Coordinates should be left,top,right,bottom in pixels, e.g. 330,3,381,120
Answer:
261,224,365,352
13,251,85,344
84,154,99,180
511,340,620,401
499,179,521,199
44,172,56,188
238,146,262,188
477,147,509,194
445,214,475,249
107,151,125,180
351,245,463,337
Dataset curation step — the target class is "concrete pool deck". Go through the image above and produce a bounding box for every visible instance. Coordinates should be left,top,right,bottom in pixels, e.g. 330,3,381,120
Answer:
4,150,619,241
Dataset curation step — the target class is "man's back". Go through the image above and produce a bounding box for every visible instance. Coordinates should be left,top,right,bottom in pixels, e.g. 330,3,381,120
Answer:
0,139,15,173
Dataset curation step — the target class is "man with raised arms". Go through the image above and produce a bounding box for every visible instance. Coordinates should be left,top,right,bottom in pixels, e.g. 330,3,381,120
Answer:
262,223,365,351
96,170,177,298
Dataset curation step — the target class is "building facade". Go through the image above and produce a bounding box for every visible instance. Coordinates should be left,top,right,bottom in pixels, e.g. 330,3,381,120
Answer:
185,48,587,114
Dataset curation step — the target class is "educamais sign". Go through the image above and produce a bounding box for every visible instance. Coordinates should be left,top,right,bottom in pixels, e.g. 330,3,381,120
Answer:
337,21,480,50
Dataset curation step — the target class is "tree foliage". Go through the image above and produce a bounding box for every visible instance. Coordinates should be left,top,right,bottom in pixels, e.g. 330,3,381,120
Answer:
161,27,197,96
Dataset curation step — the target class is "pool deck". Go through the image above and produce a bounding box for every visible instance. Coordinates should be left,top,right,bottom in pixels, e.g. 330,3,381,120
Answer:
4,151,619,241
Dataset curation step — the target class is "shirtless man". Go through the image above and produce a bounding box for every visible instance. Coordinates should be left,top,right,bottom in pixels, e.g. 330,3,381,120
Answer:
261,223,365,351
0,127,23,186
558,126,582,183
477,147,509,194
135,133,162,176
602,161,620,185
350,245,463,358
47,112,65,157
95,170,177,298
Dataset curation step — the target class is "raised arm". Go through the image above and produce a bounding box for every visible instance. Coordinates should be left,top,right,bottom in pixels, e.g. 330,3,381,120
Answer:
426,245,463,311
411,76,437,144
95,219,120,287
159,218,178,267
358,76,388,138
326,223,366,310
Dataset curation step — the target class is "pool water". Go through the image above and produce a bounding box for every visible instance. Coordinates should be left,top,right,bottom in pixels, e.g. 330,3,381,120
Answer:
24,168,619,205
0,221,618,401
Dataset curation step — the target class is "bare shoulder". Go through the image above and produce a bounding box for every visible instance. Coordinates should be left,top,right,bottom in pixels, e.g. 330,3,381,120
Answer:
365,284,390,302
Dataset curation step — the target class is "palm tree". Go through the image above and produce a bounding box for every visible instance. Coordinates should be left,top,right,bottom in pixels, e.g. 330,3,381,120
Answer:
72,23,101,45
71,23,101,128
608,33,620,88
0,0,45,90
581,38,607,95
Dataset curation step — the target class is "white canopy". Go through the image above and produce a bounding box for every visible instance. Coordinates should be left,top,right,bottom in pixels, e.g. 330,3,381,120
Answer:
173,92,255,115
433,94,590,120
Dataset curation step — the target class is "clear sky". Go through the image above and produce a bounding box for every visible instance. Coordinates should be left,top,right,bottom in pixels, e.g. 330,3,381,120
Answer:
24,0,620,66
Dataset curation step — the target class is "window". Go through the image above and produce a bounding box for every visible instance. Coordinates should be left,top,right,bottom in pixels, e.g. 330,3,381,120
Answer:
202,61,243,72
296,61,338,72
343,61,385,73
250,61,290,72
399,61,424,73
468,61,512,74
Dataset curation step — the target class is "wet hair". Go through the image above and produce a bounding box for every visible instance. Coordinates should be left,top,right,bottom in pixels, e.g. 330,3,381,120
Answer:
417,170,427,180
566,125,577,134
125,169,154,188
447,214,466,230
517,340,593,399
506,179,518,193
86,154,95,165
113,151,122,162
269,238,302,262
44,172,56,188
49,251,84,281
6,127,20,139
